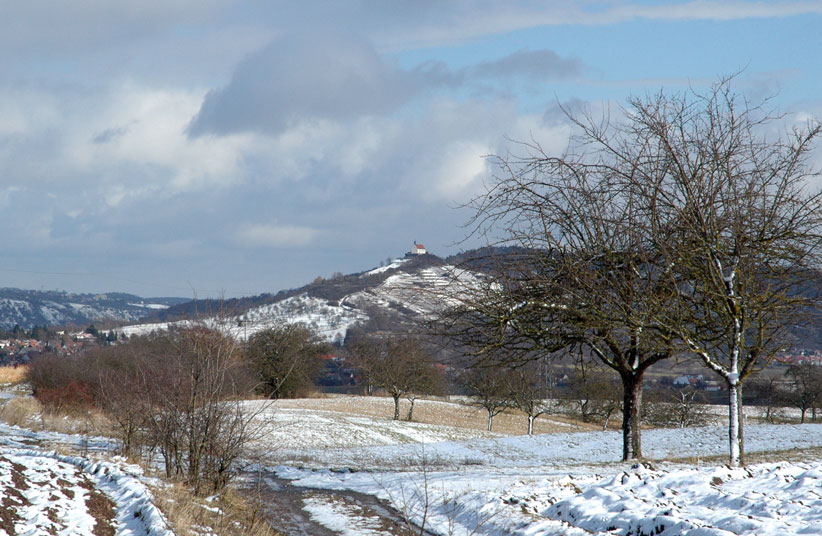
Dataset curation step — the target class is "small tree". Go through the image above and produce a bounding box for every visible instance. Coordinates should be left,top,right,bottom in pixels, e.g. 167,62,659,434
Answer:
563,363,622,430
785,363,822,423
351,334,442,421
508,363,555,435
645,388,710,428
245,324,328,399
747,375,787,423
459,366,511,431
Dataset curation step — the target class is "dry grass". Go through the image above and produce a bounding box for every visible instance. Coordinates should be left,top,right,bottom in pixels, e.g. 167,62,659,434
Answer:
0,392,113,438
39,408,112,437
0,396,40,427
275,395,598,435
152,480,281,536
0,365,28,385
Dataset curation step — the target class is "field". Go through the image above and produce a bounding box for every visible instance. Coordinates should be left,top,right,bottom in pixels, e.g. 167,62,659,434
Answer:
2,387,822,535
250,395,822,535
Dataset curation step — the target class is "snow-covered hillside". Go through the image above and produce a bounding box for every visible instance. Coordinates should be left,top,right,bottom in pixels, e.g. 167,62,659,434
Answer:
0,290,183,330
240,293,368,343
232,258,483,341
344,263,483,317
119,256,485,343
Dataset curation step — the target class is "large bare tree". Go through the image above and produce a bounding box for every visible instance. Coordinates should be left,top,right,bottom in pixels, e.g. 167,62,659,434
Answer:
451,77,821,466
451,114,676,461
624,78,822,466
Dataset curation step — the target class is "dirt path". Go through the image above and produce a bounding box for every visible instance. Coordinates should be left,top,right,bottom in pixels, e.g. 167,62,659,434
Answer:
243,470,437,536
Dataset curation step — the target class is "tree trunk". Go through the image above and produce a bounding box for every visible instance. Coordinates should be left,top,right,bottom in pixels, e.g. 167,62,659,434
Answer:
620,370,644,461
728,381,742,467
737,384,744,465
406,396,416,421
801,408,807,424
487,412,494,432
527,415,535,435
392,394,400,421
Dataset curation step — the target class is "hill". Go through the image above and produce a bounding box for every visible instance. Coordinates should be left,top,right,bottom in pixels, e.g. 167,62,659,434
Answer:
0,288,188,331
119,248,822,353
125,252,481,344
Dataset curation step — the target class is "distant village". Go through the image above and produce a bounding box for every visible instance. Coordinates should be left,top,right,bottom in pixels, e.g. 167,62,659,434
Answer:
0,325,117,366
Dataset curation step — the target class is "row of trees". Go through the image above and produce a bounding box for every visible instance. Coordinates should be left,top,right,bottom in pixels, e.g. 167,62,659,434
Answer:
27,323,334,494
444,77,822,466
751,363,822,423
26,321,452,491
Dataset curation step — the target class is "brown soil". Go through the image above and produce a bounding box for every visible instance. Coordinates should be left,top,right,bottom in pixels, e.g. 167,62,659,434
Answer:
78,477,117,536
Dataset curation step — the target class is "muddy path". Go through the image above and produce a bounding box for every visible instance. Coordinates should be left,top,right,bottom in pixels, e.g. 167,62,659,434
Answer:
241,470,437,536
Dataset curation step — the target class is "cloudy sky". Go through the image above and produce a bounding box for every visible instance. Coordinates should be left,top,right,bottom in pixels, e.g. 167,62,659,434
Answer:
2,1,822,298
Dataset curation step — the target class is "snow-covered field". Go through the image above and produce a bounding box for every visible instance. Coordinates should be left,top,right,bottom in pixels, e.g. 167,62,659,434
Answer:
4,389,822,535
256,398,822,535
0,422,172,536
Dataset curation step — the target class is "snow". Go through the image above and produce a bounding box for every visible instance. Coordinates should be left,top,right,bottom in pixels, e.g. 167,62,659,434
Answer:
0,417,171,536
118,321,172,338
246,403,500,455
345,264,485,318
5,384,822,535
1,451,173,536
303,495,397,535
362,258,409,276
262,407,822,536
127,303,170,310
239,293,368,342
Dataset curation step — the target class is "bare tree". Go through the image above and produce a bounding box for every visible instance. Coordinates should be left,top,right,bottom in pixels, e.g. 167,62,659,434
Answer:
747,375,787,423
626,78,822,466
450,105,676,460
458,366,511,431
563,361,622,430
785,363,822,423
351,334,443,421
508,364,555,435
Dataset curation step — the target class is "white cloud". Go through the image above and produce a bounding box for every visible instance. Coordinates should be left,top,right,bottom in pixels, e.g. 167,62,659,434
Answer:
236,223,320,248
420,141,490,202
68,84,256,198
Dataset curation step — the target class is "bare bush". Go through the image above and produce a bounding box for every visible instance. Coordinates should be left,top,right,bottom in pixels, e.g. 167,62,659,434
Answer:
30,325,260,495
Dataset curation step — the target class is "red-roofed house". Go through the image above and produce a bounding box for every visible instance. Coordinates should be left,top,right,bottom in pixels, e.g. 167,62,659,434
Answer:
412,242,426,255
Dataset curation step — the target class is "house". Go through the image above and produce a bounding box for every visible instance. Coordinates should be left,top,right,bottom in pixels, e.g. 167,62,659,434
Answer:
412,242,426,255
776,353,822,366
673,374,703,387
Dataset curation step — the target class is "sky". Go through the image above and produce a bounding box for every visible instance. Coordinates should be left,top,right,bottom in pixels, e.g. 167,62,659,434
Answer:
2,1,822,298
